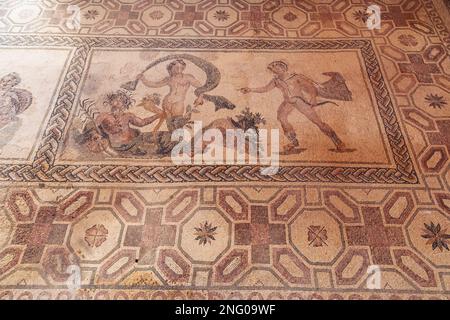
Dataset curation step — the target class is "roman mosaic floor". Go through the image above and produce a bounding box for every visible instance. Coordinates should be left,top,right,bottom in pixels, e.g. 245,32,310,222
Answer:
0,0,449,300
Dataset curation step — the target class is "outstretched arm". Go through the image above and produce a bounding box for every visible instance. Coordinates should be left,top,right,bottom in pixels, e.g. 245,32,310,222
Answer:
187,74,202,89
240,79,276,94
138,74,169,88
187,74,204,106
129,114,160,127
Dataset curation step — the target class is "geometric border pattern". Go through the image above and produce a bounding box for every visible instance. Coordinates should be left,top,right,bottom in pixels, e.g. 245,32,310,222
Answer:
1,185,449,298
0,289,447,300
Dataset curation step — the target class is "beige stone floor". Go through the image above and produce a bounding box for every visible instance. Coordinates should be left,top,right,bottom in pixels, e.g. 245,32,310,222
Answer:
0,0,449,300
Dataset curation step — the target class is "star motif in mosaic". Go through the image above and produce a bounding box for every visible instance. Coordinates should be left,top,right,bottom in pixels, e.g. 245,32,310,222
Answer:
213,10,230,22
421,222,450,252
425,94,447,109
194,221,218,246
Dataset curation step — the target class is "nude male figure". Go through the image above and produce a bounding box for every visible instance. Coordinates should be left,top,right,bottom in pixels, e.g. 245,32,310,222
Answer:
95,90,159,149
137,59,204,131
240,60,347,152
